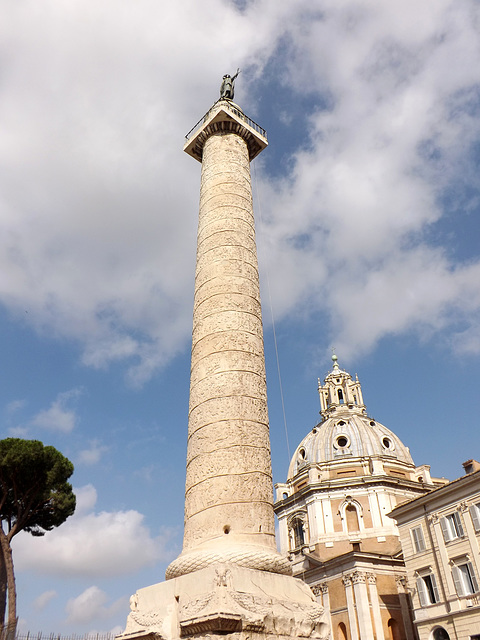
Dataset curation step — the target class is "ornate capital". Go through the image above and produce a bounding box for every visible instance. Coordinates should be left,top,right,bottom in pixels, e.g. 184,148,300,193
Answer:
427,512,439,524
351,571,366,585
311,583,328,596
366,573,377,585
342,574,353,587
311,582,328,595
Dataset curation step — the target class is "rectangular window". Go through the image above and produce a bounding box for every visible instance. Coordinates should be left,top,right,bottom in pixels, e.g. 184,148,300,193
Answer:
411,525,426,553
416,573,440,606
470,503,480,532
440,512,464,542
452,562,479,596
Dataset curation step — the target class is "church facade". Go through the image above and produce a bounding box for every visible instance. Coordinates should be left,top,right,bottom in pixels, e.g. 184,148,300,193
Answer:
274,356,447,640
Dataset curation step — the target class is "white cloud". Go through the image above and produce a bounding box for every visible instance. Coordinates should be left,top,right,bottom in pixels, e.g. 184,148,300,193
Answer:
0,0,479,381
6,399,25,414
254,0,480,360
29,388,82,433
13,485,174,577
66,586,126,625
33,590,57,611
77,440,109,466
75,484,99,515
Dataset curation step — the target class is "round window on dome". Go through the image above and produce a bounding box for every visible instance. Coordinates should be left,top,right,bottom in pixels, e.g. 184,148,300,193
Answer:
382,437,394,450
338,420,346,426
336,435,349,448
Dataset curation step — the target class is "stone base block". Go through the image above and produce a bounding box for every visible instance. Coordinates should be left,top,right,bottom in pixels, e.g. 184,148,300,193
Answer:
118,564,328,640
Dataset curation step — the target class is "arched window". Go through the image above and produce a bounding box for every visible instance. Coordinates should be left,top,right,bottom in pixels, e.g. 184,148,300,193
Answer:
292,518,305,547
345,504,360,532
340,499,364,534
431,628,450,640
337,622,348,640
338,389,344,404
288,513,308,550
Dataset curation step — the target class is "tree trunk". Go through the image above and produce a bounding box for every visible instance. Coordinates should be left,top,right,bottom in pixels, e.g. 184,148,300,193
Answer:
0,542,6,628
0,531,16,637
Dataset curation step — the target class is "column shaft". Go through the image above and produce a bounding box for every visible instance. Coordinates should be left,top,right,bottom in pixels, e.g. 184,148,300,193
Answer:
166,107,290,579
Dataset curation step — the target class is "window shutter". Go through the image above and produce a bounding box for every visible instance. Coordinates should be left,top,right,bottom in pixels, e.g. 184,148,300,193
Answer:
431,574,440,603
468,562,479,593
440,517,451,542
417,527,426,551
412,527,420,551
454,511,464,537
452,565,464,596
470,504,480,532
411,526,426,552
416,577,428,607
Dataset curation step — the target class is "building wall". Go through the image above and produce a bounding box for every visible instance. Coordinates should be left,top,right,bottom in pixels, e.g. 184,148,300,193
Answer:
391,468,480,640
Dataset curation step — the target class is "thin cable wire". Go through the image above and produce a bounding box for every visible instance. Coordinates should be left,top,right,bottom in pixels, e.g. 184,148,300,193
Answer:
253,160,310,585
252,161,291,463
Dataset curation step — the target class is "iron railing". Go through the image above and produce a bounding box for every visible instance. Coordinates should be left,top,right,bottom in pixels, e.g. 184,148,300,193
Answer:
1,632,116,640
185,100,266,141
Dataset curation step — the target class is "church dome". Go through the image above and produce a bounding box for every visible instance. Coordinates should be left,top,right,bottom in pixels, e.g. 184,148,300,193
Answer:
287,356,414,480
288,413,414,480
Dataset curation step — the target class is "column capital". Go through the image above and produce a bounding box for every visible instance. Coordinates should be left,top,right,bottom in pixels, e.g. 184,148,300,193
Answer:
184,100,267,163
351,571,367,585
312,583,329,596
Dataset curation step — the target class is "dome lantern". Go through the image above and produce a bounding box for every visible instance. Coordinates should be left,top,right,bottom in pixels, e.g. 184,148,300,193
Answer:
318,355,365,419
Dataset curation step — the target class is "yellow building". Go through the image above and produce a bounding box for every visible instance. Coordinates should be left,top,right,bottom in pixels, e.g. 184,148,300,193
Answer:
274,356,446,640
390,460,480,640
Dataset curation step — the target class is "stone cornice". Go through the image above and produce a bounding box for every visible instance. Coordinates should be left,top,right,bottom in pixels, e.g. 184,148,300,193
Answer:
184,101,267,162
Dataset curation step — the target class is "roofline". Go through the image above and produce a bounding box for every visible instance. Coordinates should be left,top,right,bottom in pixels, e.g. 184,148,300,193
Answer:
275,475,431,511
390,469,480,519
293,549,406,580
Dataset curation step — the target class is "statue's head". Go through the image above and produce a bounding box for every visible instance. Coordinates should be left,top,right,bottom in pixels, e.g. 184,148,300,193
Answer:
223,74,231,79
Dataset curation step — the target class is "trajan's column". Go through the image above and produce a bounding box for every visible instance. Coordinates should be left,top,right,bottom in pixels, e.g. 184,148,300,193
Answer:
119,78,327,640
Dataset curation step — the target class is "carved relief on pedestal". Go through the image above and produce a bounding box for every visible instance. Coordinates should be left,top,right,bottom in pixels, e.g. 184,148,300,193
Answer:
178,567,328,639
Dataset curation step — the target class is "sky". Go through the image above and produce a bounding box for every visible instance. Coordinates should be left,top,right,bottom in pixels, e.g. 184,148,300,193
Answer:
1,0,480,634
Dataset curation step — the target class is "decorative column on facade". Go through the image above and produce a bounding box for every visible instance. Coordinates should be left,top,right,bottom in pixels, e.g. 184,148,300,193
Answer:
343,574,359,640
396,575,416,640
351,572,374,639
428,513,457,596
312,583,332,634
367,573,385,640
459,501,480,577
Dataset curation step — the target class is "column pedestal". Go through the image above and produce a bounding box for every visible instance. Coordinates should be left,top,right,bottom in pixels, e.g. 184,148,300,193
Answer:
123,565,327,640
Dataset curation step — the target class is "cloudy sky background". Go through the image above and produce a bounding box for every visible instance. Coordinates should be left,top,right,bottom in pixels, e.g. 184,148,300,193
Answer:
2,0,480,633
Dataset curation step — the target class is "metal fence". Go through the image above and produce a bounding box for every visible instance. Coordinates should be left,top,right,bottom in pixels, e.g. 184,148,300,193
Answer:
185,99,267,141
2,632,116,640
